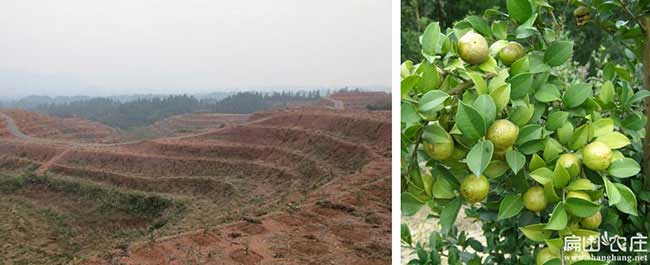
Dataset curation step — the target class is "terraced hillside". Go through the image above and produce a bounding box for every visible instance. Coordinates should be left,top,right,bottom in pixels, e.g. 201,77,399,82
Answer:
0,109,121,143
0,106,390,264
149,113,250,136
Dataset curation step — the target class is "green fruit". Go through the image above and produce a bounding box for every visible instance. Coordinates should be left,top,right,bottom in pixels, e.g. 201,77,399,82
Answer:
458,32,489,65
557,153,581,178
583,141,612,171
498,42,525,66
493,148,507,161
487,119,519,150
580,211,602,230
423,133,455,160
523,186,548,212
460,174,490,203
567,191,592,201
565,250,591,264
536,248,555,265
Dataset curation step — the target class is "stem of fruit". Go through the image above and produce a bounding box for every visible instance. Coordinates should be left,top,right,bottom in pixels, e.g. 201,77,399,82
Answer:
641,16,650,189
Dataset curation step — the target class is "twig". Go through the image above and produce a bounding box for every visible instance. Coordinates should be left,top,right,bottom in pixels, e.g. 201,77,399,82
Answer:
617,0,645,31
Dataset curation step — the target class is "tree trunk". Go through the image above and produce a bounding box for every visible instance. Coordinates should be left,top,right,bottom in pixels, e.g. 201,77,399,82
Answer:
641,16,650,188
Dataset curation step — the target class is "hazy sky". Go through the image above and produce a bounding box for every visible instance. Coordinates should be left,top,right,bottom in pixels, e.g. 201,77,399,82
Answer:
0,0,390,98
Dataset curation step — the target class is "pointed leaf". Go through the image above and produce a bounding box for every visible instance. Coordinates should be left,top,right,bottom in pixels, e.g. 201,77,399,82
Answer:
498,194,524,220
466,140,494,177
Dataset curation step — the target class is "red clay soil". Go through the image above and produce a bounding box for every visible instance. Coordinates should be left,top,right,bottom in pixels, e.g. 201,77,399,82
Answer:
0,107,390,264
104,108,391,265
0,109,121,143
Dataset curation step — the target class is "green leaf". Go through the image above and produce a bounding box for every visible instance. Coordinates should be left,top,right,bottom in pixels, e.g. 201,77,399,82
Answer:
565,198,601,218
466,16,491,37
509,102,534,126
419,61,442,92
569,124,590,150
401,75,420,98
563,83,593,108
507,0,533,24
543,138,563,162
490,84,511,112
509,73,533,99
505,149,526,174
621,113,645,131
545,203,568,230
544,41,574,67
553,163,570,188
529,153,546,171
401,223,412,245
608,158,641,178
401,103,419,124
466,140,494,177
566,179,595,191
603,176,622,205
545,111,568,131
629,90,650,105
433,165,460,188
479,56,499,74
529,167,553,185
421,22,441,55
455,102,487,140
595,132,631,149
498,194,524,220
516,124,543,145
544,180,562,203
492,21,507,40
422,123,452,144
535,83,561,102
401,192,424,216
440,197,463,235
614,183,638,216
557,122,574,145
511,56,530,76
485,160,510,178
592,118,614,138
468,71,488,95
432,176,456,199
473,95,497,126
519,223,553,242
418,90,449,115
596,81,615,107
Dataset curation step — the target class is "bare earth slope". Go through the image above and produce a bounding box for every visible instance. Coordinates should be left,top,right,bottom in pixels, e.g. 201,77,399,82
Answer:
0,101,390,264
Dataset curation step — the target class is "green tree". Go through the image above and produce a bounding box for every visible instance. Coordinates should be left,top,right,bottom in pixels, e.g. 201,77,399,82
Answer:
401,0,649,264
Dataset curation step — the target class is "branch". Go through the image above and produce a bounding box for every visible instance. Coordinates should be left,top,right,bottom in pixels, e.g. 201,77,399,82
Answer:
617,0,645,31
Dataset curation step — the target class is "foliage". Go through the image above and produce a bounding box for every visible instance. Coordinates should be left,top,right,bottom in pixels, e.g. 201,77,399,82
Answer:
33,91,321,128
401,0,650,264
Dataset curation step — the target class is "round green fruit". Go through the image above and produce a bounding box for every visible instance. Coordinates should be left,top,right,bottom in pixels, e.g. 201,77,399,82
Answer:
583,141,612,171
423,135,454,161
536,248,555,265
523,186,548,212
498,42,525,66
487,119,519,150
567,191,592,201
580,211,602,230
460,174,490,203
557,153,581,178
457,32,489,65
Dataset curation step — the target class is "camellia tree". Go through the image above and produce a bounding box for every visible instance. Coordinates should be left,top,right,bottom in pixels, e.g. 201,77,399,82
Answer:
401,0,650,264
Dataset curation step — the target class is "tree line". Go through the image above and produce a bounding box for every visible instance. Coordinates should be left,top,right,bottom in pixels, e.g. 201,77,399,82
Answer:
35,91,321,129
